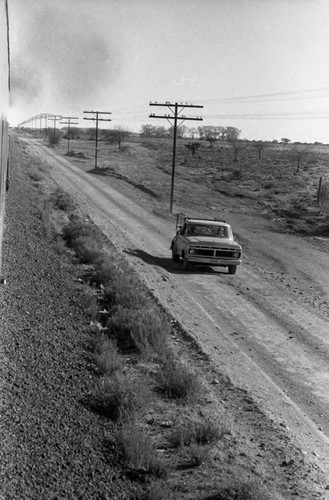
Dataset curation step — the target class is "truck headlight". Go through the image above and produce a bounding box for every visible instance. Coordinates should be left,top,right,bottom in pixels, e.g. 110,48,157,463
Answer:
189,248,195,254
233,252,240,258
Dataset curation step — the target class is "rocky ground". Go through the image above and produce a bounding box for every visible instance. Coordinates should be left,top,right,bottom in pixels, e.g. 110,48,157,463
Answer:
0,140,141,499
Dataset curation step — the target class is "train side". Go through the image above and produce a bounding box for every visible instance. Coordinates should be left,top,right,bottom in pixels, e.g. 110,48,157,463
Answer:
0,0,10,275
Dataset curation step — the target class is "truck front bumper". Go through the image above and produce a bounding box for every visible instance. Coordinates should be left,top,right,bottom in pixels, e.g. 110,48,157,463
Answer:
187,257,242,267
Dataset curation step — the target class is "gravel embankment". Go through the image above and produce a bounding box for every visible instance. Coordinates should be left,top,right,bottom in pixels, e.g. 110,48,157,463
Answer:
0,140,138,499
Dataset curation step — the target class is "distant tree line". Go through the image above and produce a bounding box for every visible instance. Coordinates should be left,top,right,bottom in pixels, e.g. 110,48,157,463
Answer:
139,124,241,142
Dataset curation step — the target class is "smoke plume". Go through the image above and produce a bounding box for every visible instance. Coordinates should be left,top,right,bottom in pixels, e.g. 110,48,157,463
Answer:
10,0,122,118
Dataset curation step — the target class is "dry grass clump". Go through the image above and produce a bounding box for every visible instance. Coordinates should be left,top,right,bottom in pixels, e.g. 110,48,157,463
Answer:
115,424,167,478
169,419,224,447
62,215,107,264
81,286,100,321
155,355,202,401
37,199,53,238
106,305,170,354
88,373,141,422
103,273,147,311
93,337,123,375
91,258,122,287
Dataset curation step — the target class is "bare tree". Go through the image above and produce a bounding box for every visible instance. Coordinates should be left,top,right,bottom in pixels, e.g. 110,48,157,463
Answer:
225,127,242,161
291,145,309,173
252,141,267,160
185,142,201,156
105,126,130,149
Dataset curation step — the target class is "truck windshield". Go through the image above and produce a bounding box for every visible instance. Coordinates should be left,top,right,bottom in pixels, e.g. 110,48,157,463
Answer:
187,225,228,238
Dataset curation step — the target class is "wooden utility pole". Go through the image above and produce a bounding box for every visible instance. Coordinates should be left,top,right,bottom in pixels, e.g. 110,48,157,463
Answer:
83,111,112,169
60,116,79,154
48,114,62,137
149,102,203,214
41,113,52,138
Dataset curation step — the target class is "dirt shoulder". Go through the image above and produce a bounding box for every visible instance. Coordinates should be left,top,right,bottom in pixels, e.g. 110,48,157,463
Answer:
1,135,329,499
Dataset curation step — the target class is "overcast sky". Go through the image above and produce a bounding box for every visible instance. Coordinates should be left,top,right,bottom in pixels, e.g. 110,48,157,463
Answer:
8,0,329,142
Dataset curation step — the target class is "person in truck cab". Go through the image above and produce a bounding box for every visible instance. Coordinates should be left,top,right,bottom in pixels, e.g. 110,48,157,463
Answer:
187,225,197,236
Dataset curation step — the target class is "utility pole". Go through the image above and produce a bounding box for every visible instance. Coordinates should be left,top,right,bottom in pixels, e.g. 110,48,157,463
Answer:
38,114,46,137
60,116,79,155
48,114,63,138
41,113,51,138
83,111,112,169
149,101,203,214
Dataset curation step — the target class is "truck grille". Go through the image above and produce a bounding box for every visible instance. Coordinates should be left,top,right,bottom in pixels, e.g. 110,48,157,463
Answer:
192,247,238,259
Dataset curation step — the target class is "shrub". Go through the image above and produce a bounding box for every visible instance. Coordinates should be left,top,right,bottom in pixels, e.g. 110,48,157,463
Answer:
52,188,75,211
115,424,167,478
155,355,202,401
62,215,103,247
28,169,43,182
228,169,243,181
70,235,103,264
48,131,61,147
62,216,107,263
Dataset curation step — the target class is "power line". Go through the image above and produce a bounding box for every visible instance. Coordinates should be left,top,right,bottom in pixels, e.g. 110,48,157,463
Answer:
203,113,329,120
194,87,329,104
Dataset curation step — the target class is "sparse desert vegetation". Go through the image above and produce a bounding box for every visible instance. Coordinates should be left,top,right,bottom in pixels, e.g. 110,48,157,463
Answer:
12,133,328,498
32,127,329,236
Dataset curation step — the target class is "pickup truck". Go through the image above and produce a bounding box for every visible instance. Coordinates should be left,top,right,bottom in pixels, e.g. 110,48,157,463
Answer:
170,214,242,273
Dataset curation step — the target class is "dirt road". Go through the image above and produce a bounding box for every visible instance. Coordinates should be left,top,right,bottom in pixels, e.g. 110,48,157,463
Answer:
25,138,329,480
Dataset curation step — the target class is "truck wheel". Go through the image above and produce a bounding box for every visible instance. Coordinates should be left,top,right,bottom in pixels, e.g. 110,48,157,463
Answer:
183,254,190,271
172,246,180,262
228,265,237,275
